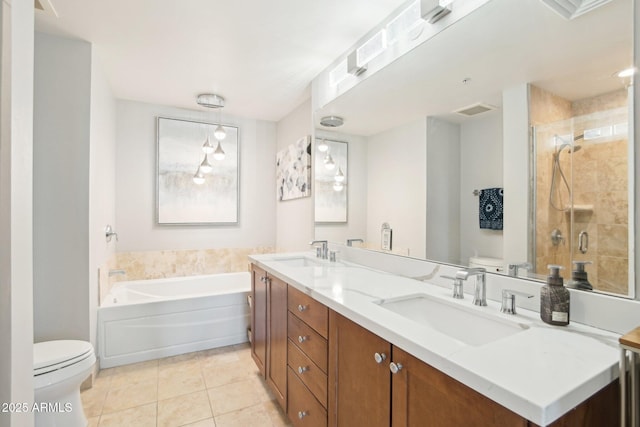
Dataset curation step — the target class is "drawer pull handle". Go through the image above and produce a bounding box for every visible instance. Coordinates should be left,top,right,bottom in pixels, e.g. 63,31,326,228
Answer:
298,335,308,344
389,362,403,374
297,304,308,312
374,352,387,364
298,366,309,374
298,411,308,419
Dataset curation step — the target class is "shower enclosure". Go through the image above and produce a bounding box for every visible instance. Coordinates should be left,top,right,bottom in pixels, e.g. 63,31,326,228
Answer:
530,87,634,297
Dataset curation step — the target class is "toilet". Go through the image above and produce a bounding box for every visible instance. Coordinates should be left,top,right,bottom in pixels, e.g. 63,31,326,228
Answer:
34,340,96,427
469,256,505,274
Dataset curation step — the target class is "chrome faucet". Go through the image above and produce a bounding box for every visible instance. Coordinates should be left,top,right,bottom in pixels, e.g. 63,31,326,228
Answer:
346,238,364,247
455,267,487,306
508,262,532,277
310,240,328,259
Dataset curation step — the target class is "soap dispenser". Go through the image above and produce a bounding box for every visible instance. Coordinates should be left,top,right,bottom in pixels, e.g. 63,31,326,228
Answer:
540,264,570,326
566,261,593,291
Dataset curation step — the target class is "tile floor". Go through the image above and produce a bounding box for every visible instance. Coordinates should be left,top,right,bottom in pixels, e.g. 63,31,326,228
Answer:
81,343,292,427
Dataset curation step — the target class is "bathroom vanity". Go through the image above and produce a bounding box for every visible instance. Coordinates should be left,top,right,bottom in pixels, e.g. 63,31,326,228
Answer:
249,252,620,427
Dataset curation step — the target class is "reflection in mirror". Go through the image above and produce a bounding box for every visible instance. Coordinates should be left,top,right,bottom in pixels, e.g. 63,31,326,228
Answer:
312,0,634,297
530,86,632,295
315,138,348,223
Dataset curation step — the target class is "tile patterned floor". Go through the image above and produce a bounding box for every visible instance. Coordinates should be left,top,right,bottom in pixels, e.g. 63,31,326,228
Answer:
82,343,292,427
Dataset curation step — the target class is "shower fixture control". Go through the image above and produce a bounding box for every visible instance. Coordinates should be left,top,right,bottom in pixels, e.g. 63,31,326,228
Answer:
550,228,564,246
578,230,589,254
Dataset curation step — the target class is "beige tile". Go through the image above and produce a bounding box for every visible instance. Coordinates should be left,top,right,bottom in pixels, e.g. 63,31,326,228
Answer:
81,385,109,418
207,378,265,416
213,403,271,427
110,360,159,389
159,351,202,368
102,379,158,414
202,357,256,389
87,415,100,427
158,390,212,427
158,368,206,400
98,403,157,427
182,418,217,427
263,401,291,426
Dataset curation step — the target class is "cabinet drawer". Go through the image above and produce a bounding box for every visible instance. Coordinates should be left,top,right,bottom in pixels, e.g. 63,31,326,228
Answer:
288,339,327,408
288,367,327,427
288,313,328,373
288,286,328,338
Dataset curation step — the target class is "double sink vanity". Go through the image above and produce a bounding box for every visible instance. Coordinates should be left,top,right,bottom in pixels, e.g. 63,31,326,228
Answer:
249,249,621,426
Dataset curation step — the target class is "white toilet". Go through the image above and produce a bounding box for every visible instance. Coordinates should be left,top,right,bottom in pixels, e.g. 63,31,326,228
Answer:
469,256,505,274
34,340,96,427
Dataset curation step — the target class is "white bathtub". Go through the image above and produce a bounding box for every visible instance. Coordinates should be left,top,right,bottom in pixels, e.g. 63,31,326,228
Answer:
97,272,250,368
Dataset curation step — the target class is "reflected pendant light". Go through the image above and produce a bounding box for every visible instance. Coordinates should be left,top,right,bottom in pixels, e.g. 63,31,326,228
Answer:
333,181,344,192
214,124,226,140
335,166,345,182
193,168,205,185
317,139,329,152
213,140,226,161
202,135,214,154
324,153,335,170
200,154,213,173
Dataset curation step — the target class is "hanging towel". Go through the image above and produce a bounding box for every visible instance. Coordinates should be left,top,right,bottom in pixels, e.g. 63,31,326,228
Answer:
479,188,504,230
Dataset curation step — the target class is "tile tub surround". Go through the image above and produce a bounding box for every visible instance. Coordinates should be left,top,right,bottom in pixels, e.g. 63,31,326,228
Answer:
99,247,274,305
82,343,291,427
250,251,622,426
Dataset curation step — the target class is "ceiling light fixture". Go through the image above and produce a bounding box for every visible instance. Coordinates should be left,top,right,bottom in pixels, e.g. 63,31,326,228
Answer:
320,116,344,128
317,139,329,152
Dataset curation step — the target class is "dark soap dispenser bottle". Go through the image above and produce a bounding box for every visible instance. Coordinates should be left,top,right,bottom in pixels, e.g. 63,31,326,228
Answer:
540,264,570,326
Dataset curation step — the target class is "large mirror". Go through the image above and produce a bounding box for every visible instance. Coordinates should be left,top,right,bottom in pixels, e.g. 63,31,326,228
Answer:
313,0,634,297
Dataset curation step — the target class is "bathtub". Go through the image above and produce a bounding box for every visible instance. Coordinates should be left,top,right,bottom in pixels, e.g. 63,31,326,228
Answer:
97,272,250,368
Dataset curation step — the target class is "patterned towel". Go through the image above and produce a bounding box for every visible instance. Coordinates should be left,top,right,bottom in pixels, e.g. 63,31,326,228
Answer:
479,188,503,230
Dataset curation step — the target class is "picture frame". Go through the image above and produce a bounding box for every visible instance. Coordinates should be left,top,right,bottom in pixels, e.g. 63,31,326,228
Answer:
276,136,312,201
156,117,239,225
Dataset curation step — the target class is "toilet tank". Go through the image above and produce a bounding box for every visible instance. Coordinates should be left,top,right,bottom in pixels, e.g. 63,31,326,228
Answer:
469,256,505,274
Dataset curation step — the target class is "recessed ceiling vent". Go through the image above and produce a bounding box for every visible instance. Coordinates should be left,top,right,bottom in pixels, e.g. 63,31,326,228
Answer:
320,116,344,128
539,0,612,20
34,0,58,17
454,103,496,117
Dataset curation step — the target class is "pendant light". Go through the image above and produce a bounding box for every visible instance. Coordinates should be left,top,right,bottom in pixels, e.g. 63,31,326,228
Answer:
333,181,344,192
317,139,329,152
200,154,213,173
324,153,335,170
213,140,225,161
193,168,205,185
335,166,345,182
202,135,214,154
214,125,226,141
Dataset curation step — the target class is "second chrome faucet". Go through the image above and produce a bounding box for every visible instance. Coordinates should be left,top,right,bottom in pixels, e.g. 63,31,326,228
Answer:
454,267,487,306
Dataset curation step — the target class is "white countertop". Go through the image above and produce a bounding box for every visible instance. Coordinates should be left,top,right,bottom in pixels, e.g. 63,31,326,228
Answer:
249,252,621,426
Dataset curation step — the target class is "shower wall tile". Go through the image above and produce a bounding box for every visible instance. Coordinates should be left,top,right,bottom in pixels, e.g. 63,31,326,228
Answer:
597,224,628,258
572,90,628,117
597,256,629,295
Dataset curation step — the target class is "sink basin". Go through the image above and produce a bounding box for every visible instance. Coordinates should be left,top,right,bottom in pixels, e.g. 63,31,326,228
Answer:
375,294,528,346
273,256,323,267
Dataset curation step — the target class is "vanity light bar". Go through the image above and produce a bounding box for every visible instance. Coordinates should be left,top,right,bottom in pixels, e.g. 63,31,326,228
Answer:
356,29,387,68
329,59,349,86
387,0,422,45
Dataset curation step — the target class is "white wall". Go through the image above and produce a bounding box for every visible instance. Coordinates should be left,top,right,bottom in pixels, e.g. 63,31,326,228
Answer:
314,129,367,245
367,119,426,258
89,50,117,346
503,84,530,265
459,112,504,264
0,1,35,425
426,117,461,263
116,100,277,251
33,33,91,343
275,100,314,252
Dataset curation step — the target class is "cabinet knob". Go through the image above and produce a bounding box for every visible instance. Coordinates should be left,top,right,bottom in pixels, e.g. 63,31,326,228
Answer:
298,335,308,344
298,366,309,374
374,352,387,364
389,362,403,374
298,411,308,419
260,275,267,283
297,304,308,312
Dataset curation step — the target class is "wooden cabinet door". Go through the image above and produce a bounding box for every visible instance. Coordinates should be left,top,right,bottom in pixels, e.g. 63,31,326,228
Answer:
250,265,267,377
391,346,527,427
328,311,391,427
267,274,288,410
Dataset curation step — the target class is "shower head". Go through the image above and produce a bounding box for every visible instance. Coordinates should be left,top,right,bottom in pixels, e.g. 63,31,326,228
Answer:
557,143,582,154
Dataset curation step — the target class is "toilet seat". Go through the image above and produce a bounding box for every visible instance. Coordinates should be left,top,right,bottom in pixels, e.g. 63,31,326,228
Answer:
34,340,94,376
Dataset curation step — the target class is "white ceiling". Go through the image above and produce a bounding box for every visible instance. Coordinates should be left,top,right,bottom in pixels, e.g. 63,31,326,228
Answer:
34,0,408,122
